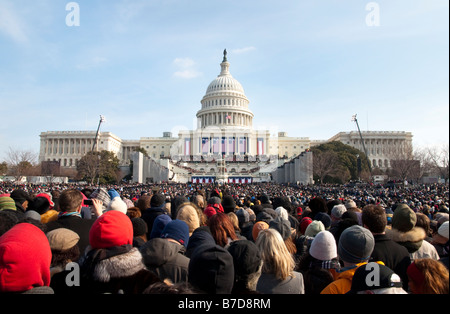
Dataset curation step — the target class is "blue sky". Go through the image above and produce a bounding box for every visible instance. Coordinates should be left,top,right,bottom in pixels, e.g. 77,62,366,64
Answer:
0,0,448,162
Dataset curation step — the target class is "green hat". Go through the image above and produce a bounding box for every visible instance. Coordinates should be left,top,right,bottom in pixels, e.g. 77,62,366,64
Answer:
0,196,16,211
392,204,416,232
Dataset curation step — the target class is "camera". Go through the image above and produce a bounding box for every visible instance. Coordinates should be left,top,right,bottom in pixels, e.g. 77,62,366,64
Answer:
83,199,93,206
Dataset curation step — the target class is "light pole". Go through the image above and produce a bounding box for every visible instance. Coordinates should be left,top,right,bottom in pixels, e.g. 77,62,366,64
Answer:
352,114,372,180
92,115,106,152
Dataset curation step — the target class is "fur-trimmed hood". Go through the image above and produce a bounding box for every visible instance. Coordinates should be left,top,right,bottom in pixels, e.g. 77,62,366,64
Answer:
386,227,426,253
92,247,146,283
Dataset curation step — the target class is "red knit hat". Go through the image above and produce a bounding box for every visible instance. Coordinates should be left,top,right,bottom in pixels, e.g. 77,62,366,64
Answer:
0,223,52,292
300,217,313,234
89,210,133,249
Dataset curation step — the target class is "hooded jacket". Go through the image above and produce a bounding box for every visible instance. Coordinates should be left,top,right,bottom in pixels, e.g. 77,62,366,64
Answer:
387,204,439,260
79,211,161,294
140,237,190,283
0,223,53,294
142,204,169,237
80,246,161,294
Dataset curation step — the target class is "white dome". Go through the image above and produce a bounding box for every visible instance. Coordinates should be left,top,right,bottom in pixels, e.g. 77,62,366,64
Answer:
197,50,253,130
205,69,246,96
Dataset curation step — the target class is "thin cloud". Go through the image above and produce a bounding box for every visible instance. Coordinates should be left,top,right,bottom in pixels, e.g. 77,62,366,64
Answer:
173,70,202,79
0,1,29,43
76,56,108,70
172,57,202,79
231,46,256,54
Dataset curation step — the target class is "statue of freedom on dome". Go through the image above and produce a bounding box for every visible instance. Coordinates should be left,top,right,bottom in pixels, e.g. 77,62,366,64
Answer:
223,49,228,62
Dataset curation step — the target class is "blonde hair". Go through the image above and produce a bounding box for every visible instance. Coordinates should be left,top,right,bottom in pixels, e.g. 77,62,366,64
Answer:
227,212,241,233
256,228,296,280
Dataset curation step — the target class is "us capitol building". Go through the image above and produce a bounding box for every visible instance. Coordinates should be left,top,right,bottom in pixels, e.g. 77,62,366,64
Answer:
39,51,413,184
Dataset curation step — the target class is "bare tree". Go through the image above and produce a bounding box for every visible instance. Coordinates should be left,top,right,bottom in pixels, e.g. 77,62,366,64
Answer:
427,144,449,184
410,147,433,183
389,142,418,183
40,160,62,183
5,147,38,182
313,151,340,183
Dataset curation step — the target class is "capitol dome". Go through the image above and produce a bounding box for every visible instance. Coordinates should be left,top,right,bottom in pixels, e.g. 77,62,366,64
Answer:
197,50,254,129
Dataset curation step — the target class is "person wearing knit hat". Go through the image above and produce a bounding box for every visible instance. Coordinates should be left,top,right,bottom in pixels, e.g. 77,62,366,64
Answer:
314,212,332,230
149,214,172,239
331,204,347,221
321,225,378,294
269,216,291,241
252,220,269,242
437,221,449,240
36,193,59,223
89,210,133,249
0,223,53,294
90,187,111,211
432,221,449,264
161,219,190,248
310,230,338,262
235,208,254,241
131,217,148,248
388,204,439,260
80,210,161,294
141,193,169,236
0,196,16,211
305,220,325,238
106,196,128,215
139,219,190,284
275,206,289,221
296,230,340,294
204,196,224,219
299,217,312,235
329,204,347,239
222,195,236,213
10,189,32,212
24,210,42,222
28,196,49,213
293,217,318,259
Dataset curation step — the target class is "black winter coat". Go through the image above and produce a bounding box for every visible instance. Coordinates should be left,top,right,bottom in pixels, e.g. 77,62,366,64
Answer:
370,234,411,290
46,215,96,257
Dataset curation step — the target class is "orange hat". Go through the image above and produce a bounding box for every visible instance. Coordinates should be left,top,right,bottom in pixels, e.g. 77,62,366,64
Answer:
252,221,269,241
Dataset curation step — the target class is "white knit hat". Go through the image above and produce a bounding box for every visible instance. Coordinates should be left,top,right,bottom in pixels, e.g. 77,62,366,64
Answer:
106,196,128,215
309,230,337,261
438,221,449,239
305,220,325,237
331,204,347,219
275,206,289,221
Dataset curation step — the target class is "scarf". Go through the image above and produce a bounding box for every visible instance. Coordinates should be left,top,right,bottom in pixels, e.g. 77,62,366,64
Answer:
58,211,82,218
309,257,341,271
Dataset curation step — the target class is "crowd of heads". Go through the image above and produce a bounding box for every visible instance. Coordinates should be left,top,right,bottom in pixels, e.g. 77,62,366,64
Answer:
0,181,448,294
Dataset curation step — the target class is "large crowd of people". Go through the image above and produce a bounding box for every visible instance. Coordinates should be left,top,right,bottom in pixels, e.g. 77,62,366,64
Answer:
0,181,448,295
